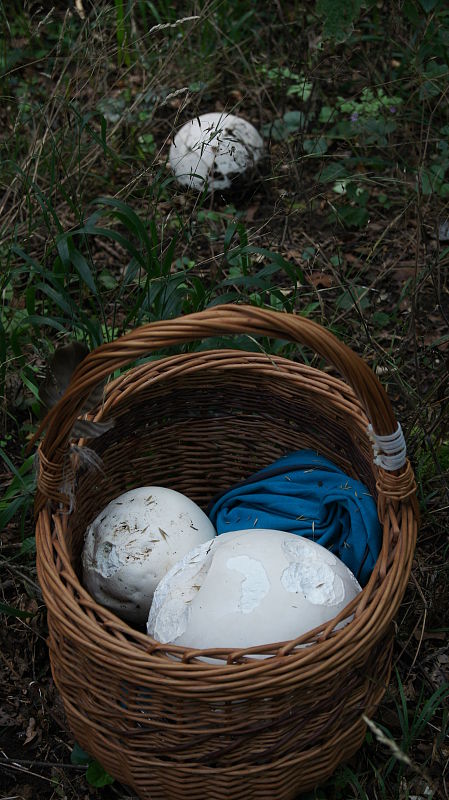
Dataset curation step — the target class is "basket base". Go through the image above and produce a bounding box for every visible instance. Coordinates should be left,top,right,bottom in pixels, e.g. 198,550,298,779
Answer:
127,717,367,800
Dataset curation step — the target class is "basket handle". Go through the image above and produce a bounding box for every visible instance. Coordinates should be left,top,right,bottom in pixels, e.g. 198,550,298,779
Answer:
33,304,400,509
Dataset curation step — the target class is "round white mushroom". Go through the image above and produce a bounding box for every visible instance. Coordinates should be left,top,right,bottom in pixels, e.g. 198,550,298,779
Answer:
147,529,362,652
169,112,264,191
82,486,216,625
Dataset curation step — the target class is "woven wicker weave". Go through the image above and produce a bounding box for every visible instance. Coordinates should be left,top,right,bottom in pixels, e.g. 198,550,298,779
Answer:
34,305,418,799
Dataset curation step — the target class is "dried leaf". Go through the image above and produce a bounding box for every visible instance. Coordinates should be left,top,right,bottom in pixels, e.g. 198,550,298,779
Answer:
39,342,89,414
24,716,37,745
39,341,114,440
307,271,334,288
71,419,115,439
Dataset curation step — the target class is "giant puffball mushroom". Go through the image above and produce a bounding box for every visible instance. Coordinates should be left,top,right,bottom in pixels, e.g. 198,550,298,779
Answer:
169,112,264,191
82,486,216,625
147,529,362,652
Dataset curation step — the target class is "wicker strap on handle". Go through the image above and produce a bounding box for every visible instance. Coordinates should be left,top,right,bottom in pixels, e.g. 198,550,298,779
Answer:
33,304,404,512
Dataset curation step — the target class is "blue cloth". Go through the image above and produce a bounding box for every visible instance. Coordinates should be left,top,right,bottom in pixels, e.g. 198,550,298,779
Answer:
208,450,381,586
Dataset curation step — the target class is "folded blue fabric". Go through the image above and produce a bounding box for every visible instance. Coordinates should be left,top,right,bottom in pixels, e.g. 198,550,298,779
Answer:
208,450,381,586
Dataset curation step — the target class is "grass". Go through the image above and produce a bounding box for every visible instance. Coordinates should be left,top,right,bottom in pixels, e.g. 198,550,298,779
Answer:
0,1,448,798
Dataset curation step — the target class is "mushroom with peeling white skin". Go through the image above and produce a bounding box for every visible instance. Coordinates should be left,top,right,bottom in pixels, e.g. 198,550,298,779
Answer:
147,529,362,652
82,486,216,625
169,112,264,191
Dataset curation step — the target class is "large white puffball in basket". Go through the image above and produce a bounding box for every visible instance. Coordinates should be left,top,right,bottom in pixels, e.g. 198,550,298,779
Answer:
169,112,264,191
147,529,362,651
82,487,216,625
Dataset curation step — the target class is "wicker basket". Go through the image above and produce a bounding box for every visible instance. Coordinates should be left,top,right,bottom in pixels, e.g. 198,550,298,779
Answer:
34,304,418,800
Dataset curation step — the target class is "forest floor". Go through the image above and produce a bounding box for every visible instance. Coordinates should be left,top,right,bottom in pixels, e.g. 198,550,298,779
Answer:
0,3,448,799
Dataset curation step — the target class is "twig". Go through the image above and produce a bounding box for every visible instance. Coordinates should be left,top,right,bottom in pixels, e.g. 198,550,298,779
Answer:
365,199,415,262
0,760,57,783
0,756,84,771
0,557,41,592
0,648,21,679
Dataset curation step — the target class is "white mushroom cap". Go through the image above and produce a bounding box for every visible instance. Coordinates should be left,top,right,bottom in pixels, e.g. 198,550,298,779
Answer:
82,486,216,625
169,112,264,191
147,529,362,651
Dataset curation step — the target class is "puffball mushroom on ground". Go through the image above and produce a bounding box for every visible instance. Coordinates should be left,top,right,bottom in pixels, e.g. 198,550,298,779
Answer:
169,112,264,191
147,529,362,651
82,486,216,625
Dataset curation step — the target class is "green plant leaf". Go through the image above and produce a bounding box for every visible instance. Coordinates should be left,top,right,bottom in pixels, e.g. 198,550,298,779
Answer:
419,0,440,11
336,285,370,310
0,450,33,488
333,204,369,228
316,0,363,42
287,79,313,101
20,369,40,399
99,271,118,290
86,760,115,787
70,743,92,766
0,491,32,531
20,537,36,556
78,225,145,270
283,110,305,129
35,283,73,316
70,248,99,297
94,197,153,255
261,111,305,141
318,162,347,183
304,137,328,155
319,105,334,123
22,315,67,333
372,311,391,328
219,262,284,288
0,601,35,619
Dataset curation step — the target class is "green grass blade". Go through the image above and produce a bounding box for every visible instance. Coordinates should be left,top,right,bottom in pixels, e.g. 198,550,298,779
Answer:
0,601,35,620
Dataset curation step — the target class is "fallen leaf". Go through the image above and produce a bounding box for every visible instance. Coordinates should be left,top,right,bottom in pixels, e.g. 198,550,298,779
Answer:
307,271,334,288
24,716,37,745
392,267,416,283
9,784,33,800
413,630,447,641
344,253,360,264
244,204,260,222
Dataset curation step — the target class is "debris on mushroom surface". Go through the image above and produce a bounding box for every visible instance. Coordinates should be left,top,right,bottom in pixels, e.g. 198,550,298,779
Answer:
82,486,216,625
147,529,362,651
169,112,264,191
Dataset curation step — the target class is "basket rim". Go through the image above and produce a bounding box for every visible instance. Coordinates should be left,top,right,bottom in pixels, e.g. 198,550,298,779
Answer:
31,303,399,470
